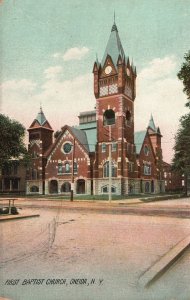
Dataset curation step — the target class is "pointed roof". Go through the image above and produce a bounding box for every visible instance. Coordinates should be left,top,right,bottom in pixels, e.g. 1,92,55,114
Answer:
148,114,157,132
147,115,162,136
28,107,53,131
36,107,47,126
101,22,125,68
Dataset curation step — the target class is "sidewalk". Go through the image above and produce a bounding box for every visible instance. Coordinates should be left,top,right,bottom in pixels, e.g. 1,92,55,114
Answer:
0,213,40,222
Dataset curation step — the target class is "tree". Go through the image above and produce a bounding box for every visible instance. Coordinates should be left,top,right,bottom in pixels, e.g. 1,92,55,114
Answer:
0,114,28,167
172,113,190,172
177,50,190,107
172,113,190,195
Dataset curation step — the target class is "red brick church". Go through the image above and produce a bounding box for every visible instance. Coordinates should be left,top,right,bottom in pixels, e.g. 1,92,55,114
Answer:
26,21,165,195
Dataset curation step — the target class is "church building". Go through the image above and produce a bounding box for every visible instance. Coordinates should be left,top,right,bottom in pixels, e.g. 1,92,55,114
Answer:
26,21,165,196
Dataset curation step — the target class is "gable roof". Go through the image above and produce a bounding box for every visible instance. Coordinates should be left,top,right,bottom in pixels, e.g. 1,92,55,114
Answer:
68,126,89,153
45,125,90,158
134,130,147,155
101,22,125,68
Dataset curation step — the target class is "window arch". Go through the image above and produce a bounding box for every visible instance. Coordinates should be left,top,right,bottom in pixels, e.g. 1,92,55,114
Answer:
126,110,132,125
74,162,78,173
58,162,63,174
103,109,115,126
65,162,70,173
103,161,117,177
102,185,116,193
30,185,39,193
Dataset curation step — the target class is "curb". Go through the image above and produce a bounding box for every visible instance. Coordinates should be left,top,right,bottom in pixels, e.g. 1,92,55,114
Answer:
0,214,40,222
138,234,190,288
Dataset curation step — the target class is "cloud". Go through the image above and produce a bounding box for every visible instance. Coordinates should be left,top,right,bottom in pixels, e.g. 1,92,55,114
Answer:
34,73,94,129
1,79,36,93
63,47,89,61
1,70,94,132
1,55,187,163
139,56,177,82
52,52,61,59
44,66,63,80
135,55,187,162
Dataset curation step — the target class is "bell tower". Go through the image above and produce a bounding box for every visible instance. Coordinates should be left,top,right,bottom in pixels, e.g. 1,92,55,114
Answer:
93,21,137,144
27,107,53,194
93,21,138,195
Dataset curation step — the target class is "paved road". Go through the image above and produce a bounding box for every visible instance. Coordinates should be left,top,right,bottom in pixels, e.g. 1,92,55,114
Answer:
1,197,190,219
0,205,190,300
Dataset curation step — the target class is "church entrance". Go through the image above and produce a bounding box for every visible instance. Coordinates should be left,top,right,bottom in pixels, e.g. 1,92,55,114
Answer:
61,182,71,193
49,180,58,194
145,181,150,193
76,179,85,194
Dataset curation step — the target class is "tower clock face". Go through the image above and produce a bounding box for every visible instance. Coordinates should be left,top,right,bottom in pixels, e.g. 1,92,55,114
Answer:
63,142,72,154
105,65,112,75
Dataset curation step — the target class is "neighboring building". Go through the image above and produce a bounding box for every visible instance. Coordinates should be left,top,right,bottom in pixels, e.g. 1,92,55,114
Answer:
26,21,165,196
0,160,27,194
163,161,183,192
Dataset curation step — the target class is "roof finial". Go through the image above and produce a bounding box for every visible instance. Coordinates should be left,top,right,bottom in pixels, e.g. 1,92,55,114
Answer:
40,102,42,113
111,11,118,32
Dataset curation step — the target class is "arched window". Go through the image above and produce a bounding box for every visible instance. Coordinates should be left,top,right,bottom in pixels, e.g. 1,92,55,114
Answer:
103,161,117,177
65,163,70,173
30,186,39,193
126,110,132,125
58,162,63,174
102,185,116,193
31,169,38,180
103,109,115,126
74,162,78,173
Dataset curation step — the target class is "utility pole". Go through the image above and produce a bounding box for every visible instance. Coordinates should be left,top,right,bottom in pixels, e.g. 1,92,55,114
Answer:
70,138,75,202
109,126,112,203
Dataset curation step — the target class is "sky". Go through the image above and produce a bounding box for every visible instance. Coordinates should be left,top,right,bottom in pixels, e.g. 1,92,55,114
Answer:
0,0,190,163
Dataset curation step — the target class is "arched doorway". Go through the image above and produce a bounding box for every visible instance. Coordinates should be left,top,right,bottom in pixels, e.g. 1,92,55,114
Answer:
151,180,154,193
61,182,71,193
145,182,150,193
77,179,85,194
49,180,58,194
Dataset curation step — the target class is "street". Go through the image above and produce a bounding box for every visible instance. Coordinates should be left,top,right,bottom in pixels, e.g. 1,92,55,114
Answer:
0,198,190,299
